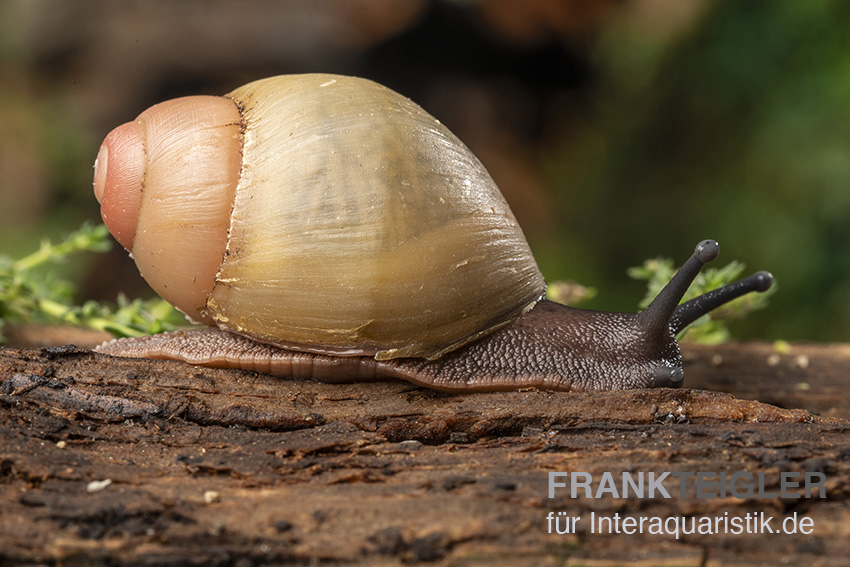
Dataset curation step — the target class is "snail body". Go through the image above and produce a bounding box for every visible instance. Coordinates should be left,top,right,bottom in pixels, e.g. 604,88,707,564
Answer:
93,74,773,391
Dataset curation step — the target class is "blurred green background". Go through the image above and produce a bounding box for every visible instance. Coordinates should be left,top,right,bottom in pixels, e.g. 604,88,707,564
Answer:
0,0,847,342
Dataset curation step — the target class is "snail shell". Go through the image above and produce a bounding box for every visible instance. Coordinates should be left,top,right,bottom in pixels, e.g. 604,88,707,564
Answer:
94,74,545,361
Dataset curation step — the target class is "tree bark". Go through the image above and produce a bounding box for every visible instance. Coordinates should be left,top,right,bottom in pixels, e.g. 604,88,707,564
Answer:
1,339,848,566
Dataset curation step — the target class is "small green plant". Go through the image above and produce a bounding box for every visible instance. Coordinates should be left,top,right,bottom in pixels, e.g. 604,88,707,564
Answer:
628,257,774,343
545,280,597,306
0,222,187,343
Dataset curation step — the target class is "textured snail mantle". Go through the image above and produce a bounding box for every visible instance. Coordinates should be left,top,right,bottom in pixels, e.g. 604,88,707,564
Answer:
93,73,773,392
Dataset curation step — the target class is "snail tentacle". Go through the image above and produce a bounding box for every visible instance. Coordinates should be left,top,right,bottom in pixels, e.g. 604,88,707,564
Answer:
636,239,719,340
670,270,774,335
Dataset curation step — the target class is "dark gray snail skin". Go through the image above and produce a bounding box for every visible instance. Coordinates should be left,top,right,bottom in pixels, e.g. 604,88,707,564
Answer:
96,239,774,392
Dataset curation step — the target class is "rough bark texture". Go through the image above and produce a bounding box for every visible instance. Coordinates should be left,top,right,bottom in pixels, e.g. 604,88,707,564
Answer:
1,337,849,566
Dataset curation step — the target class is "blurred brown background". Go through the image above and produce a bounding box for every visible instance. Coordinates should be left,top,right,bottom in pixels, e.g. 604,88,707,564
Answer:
1,0,848,342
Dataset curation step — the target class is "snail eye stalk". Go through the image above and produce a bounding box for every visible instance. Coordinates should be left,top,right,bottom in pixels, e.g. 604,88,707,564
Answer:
670,270,774,335
635,240,773,339
636,239,719,339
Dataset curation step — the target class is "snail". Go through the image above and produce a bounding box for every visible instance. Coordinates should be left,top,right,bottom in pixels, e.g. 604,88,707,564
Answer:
92,73,773,392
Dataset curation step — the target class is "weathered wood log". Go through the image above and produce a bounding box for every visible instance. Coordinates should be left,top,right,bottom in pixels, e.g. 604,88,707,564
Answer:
1,340,848,566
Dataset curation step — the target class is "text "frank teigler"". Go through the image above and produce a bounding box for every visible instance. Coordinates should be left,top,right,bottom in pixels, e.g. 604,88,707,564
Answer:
548,471,826,500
